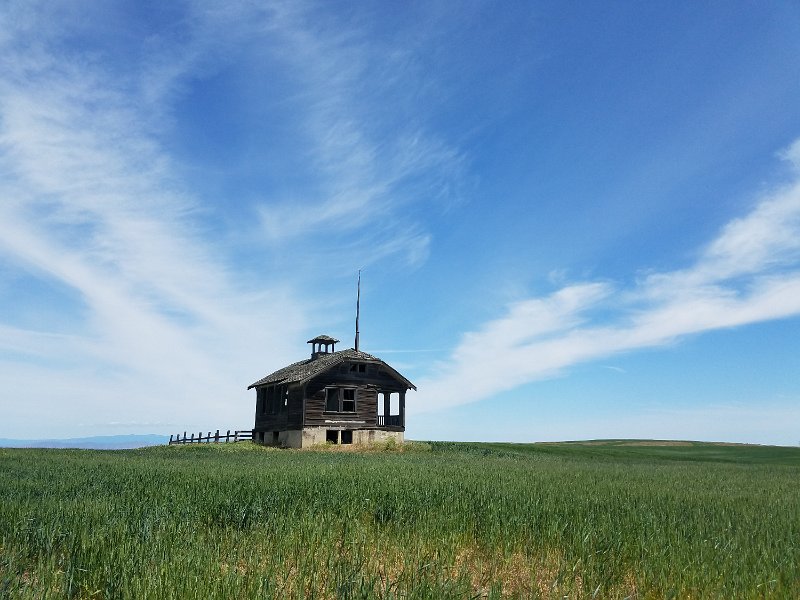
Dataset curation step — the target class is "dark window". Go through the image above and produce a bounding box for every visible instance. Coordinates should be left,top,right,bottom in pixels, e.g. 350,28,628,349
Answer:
358,364,366,373
267,386,279,414
326,430,338,444
325,388,339,412
326,388,357,412
349,363,367,373
342,388,356,412
341,430,353,444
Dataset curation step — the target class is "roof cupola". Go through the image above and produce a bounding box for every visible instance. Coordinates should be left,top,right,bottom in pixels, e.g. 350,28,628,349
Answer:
307,335,339,359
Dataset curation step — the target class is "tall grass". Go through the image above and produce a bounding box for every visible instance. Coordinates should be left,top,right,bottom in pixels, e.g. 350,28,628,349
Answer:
1,441,798,598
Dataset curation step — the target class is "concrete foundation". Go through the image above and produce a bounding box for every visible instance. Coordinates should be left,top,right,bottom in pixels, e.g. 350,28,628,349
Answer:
254,427,403,449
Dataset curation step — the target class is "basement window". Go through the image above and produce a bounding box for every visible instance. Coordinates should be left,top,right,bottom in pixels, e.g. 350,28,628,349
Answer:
326,430,339,444
341,430,353,444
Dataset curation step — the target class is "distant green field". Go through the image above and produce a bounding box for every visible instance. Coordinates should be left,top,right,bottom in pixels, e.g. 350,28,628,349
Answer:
1,440,798,599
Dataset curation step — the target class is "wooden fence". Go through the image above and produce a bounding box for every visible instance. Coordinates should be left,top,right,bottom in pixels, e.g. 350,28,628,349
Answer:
169,429,254,445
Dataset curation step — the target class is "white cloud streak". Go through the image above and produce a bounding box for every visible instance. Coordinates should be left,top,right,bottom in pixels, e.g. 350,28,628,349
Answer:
2,1,798,445
0,2,310,437
0,1,466,438
414,148,800,413
251,2,464,265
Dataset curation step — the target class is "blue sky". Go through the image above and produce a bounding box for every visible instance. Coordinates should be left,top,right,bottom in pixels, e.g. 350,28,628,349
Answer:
1,1,800,444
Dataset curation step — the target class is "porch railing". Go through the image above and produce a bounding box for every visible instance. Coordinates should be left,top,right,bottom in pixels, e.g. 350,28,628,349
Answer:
376,415,402,427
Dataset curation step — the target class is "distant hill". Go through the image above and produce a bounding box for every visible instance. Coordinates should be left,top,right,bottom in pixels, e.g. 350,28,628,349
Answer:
0,434,170,450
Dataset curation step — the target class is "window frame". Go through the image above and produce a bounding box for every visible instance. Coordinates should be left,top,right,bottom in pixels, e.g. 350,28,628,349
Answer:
341,388,356,412
325,388,339,412
324,387,357,413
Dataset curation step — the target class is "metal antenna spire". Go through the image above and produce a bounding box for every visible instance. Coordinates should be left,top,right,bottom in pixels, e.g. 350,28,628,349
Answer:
354,270,361,351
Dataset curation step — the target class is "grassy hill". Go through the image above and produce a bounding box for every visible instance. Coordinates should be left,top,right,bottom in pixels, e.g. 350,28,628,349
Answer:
1,440,798,598
436,439,800,465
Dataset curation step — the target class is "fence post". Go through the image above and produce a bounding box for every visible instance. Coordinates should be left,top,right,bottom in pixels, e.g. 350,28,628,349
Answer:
226,430,230,443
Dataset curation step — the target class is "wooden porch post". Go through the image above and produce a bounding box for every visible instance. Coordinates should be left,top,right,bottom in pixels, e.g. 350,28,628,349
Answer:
383,392,390,423
399,391,405,428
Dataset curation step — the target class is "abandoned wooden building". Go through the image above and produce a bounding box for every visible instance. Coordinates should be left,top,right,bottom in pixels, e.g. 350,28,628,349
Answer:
248,335,416,447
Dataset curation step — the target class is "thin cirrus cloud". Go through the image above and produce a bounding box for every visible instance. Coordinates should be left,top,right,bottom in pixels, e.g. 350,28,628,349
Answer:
2,2,798,444
0,5,310,434
0,2,463,437
413,145,800,413
251,3,464,258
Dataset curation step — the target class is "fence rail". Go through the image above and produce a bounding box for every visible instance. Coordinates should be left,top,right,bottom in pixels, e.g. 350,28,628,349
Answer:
169,429,253,445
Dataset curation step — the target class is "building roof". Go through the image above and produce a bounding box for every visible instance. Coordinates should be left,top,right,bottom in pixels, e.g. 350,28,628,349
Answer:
247,348,416,390
307,334,339,344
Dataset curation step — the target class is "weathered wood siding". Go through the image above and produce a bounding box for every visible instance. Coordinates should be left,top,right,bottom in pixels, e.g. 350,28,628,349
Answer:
254,383,298,431
288,385,303,428
304,374,383,429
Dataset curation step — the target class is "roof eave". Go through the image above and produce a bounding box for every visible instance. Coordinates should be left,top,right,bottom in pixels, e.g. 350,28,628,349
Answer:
247,377,288,390
247,348,416,391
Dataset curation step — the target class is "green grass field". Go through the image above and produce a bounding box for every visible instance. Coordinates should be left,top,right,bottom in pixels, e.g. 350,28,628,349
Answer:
1,440,798,599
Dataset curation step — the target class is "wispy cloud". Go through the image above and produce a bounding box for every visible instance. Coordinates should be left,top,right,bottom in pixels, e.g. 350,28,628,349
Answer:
2,2,796,446
0,1,467,438
0,3,310,437
413,143,800,413
251,2,464,265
